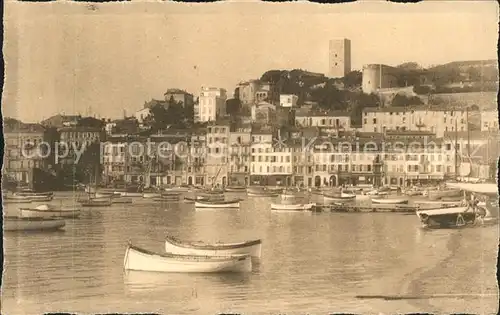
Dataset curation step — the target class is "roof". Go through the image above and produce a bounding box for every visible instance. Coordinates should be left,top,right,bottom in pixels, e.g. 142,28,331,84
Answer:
58,126,102,132
3,123,45,134
164,88,192,95
443,130,500,140
362,106,471,113
295,109,350,117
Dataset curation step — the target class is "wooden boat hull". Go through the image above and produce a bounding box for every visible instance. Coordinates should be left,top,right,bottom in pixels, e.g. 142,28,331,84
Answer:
195,200,240,208
247,192,278,197
416,207,478,229
118,192,143,197
123,244,252,273
323,193,356,203
4,217,66,232
225,187,247,192
371,198,408,205
19,208,80,219
14,191,53,197
78,200,112,207
270,203,315,211
165,237,262,258
112,198,133,204
142,193,162,199
3,199,33,204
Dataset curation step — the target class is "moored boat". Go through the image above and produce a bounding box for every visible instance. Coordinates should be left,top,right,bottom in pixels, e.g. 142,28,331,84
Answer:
13,190,53,197
142,192,162,199
78,198,112,207
270,203,316,211
2,196,33,204
225,186,247,192
371,197,409,205
416,206,478,229
322,193,356,203
118,192,143,197
194,199,241,209
4,216,66,232
165,236,262,258
112,198,133,204
123,243,252,273
19,205,81,219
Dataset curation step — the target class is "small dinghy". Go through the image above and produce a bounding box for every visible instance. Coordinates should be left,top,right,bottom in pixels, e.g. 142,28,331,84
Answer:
112,198,133,204
416,206,478,229
123,243,252,273
119,192,143,197
78,198,112,207
195,199,241,209
165,236,262,258
371,197,409,205
323,193,356,203
142,192,162,199
184,196,209,203
19,204,81,219
13,190,53,197
247,187,279,197
270,203,316,211
4,216,66,232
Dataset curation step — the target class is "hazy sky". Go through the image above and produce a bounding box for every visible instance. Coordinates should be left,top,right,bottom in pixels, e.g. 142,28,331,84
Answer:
2,1,498,122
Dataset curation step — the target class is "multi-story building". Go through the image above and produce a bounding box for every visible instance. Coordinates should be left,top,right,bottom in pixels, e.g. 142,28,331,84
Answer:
329,38,351,78
41,114,80,128
279,94,298,108
3,123,47,186
228,124,252,186
237,80,278,106
198,87,227,122
362,64,402,94
250,101,277,123
205,122,230,187
102,137,127,185
295,110,351,131
361,107,472,138
187,129,207,186
481,110,499,131
249,128,274,185
164,88,194,108
57,126,102,166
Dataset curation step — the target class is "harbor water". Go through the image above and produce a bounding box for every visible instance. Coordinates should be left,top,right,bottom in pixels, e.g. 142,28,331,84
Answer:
2,192,499,314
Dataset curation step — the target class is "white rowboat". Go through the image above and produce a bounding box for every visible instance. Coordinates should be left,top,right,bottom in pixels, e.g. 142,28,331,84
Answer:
371,197,409,205
165,237,262,258
195,199,240,209
123,243,252,273
19,204,81,219
323,193,356,203
270,203,316,211
4,217,66,232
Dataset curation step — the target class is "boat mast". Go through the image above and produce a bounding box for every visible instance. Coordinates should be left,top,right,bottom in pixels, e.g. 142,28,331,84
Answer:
454,118,458,181
466,107,471,181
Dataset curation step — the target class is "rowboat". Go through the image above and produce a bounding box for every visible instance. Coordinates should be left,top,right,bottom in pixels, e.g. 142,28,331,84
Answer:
4,216,66,232
13,191,53,197
142,192,162,199
19,204,81,219
371,197,409,205
2,196,33,204
164,185,191,192
195,199,241,209
413,200,463,208
93,192,116,199
416,206,478,229
118,192,143,197
184,196,209,203
225,186,247,192
322,193,356,203
123,243,252,273
197,192,225,202
78,199,112,207
165,236,262,258
112,198,133,204
270,203,316,211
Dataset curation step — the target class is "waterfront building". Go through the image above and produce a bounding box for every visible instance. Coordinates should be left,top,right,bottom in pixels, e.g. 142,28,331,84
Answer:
361,106,472,138
198,87,227,122
291,138,315,187
295,109,351,131
134,108,151,127
329,38,351,79
3,123,47,186
228,124,252,186
205,121,230,187
150,131,190,186
102,137,128,185
57,126,102,166
279,94,298,108
481,110,499,131
187,129,207,186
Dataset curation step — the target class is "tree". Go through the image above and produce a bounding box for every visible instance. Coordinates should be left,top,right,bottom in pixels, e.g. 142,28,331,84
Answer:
413,85,432,95
391,94,423,107
466,66,481,81
342,71,362,88
397,62,422,70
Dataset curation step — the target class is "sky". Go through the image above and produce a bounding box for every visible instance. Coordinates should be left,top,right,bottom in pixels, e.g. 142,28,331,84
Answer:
2,1,498,122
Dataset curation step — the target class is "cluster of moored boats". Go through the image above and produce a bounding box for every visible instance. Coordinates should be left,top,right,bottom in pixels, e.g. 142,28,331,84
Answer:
124,236,262,273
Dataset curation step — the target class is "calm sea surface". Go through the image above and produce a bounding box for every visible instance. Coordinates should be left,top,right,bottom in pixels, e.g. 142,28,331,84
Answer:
2,192,499,314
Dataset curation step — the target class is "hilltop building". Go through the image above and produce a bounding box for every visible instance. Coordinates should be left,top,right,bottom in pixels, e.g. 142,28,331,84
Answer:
329,38,351,78
198,87,227,122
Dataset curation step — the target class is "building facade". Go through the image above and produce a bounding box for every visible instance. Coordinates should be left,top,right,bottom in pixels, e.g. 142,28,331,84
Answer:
295,110,351,131
329,38,351,78
164,88,194,108
481,110,499,131
228,125,252,186
279,94,298,108
205,122,230,187
198,87,227,122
